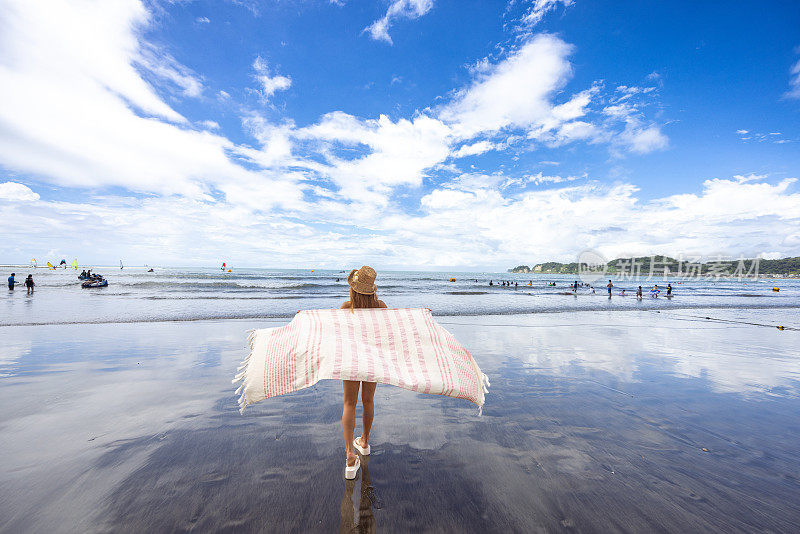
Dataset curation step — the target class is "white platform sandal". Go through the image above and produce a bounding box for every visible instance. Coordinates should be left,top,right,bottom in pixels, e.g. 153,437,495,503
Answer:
344,455,360,480
353,437,371,456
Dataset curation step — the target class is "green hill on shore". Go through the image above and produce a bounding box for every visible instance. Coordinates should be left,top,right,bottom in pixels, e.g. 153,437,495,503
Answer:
509,256,800,276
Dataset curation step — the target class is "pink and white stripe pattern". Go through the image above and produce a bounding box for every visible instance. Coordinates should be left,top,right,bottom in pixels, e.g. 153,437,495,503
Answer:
233,308,489,412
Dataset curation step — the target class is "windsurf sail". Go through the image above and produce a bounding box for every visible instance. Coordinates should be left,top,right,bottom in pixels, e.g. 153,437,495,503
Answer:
47,262,55,270
221,262,226,271
71,259,78,269
120,259,123,270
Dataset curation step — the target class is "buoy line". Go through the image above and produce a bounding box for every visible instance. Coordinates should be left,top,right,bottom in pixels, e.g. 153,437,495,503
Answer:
650,311,798,331
437,321,737,330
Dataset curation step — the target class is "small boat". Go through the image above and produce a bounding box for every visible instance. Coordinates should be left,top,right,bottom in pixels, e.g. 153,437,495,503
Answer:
82,279,108,288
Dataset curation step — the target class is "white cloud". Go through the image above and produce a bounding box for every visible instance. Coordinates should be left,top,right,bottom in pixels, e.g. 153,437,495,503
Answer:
364,0,434,44
0,182,39,201
735,130,791,145
622,124,668,154
786,57,800,99
195,16,210,24
550,120,599,145
519,0,574,28
3,0,788,268
0,0,303,204
453,140,497,158
601,101,668,155
296,112,452,203
137,46,204,98
251,56,292,100
441,34,575,138
526,172,580,185
396,174,800,266
1,0,184,123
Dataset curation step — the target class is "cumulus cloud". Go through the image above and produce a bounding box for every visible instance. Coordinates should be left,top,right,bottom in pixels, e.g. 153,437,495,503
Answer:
441,34,574,137
0,182,39,201
0,0,304,205
401,174,800,265
4,0,788,268
364,0,434,44
295,112,452,203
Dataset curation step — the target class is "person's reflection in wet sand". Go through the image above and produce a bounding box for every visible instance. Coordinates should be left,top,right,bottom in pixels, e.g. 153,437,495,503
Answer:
339,454,377,533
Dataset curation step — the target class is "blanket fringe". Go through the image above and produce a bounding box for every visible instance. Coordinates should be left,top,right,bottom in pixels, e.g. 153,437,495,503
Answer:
232,329,259,413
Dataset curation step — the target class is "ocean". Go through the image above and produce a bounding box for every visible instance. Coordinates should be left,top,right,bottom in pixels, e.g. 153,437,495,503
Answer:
3,266,800,531
2,266,797,326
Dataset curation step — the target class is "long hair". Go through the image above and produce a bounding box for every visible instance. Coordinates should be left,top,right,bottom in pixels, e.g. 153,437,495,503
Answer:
349,288,381,309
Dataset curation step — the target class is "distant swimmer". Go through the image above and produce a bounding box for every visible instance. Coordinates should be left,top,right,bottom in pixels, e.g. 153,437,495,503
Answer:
650,285,660,298
7,273,15,290
515,282,518,288
489,280,493,286
619,289,626,296
667,283,672,296
636,286,643,299
25,274,34,294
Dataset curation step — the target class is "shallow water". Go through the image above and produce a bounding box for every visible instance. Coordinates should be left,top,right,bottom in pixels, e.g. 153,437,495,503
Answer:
1,308,799,532
2,267,797,326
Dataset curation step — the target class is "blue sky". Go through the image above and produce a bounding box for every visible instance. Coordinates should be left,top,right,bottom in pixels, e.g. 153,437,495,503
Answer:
1,0,799,269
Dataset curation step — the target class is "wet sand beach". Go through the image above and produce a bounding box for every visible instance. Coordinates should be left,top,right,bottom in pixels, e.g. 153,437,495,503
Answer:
1,308,799,533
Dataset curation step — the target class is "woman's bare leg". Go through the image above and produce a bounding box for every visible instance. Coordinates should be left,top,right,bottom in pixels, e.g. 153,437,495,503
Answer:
358,382,377,449
342,380,360,466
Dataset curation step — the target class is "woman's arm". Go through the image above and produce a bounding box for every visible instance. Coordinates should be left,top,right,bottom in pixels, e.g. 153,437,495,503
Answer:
377,300,388,308
340,301,351,309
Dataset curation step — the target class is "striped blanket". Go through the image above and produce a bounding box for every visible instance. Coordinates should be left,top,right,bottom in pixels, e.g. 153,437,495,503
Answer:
233,308,489,413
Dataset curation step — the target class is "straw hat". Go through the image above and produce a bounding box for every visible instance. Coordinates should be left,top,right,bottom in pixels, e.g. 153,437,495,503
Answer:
347,265,377,295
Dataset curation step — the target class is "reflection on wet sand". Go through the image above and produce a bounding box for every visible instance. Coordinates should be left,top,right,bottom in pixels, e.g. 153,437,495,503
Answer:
1,309,799,532
340,454,377,534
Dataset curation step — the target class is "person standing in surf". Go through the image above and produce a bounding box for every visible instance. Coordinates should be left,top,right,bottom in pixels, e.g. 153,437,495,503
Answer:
24,275,34,294
340,266,387,479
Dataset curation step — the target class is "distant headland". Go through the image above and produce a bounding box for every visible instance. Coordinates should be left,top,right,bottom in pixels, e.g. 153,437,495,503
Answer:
509,255,800,277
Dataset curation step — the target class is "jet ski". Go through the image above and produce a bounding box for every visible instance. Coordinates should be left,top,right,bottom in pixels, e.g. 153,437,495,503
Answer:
81,279,108,288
